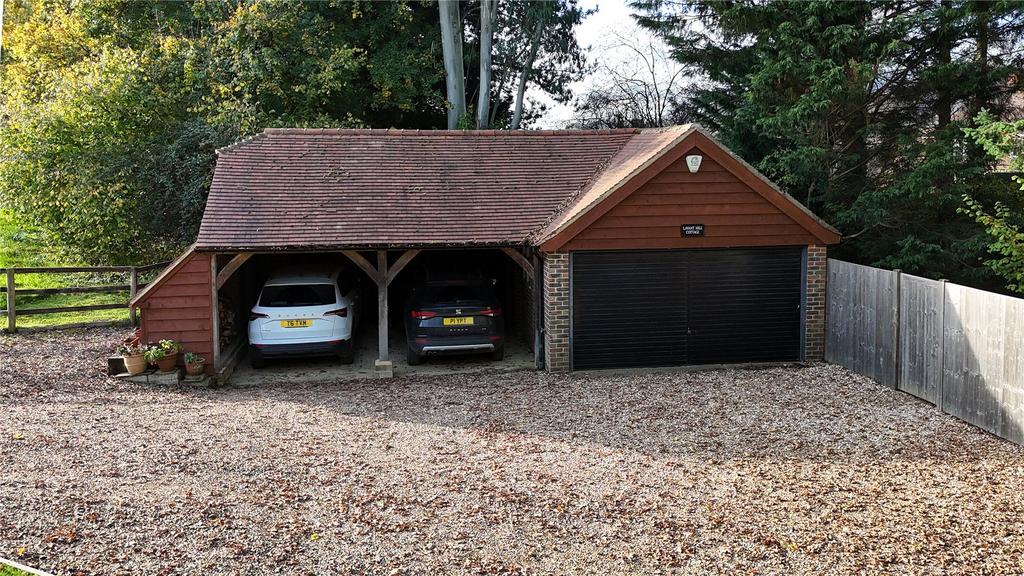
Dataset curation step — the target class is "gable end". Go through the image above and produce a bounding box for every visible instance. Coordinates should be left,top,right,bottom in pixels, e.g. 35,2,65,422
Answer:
539,130,840,251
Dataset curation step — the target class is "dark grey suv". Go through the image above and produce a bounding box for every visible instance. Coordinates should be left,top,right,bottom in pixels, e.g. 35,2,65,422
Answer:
403,279,505,365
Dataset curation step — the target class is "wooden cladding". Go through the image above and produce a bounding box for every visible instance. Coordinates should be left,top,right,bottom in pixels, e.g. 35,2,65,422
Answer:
561,146,820,251
137,251,214,363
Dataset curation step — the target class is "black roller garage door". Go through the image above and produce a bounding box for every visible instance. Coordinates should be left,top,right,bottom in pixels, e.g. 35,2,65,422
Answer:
570,247,803,370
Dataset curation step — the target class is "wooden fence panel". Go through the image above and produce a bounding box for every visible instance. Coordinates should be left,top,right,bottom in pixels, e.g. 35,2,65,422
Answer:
941,284,1024,444
828,258,1024,445
0,261,167,333
898,274,944,404
826,259,898,388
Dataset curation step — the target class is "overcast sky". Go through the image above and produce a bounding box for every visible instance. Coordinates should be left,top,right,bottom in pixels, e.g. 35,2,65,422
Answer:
532,0,665,128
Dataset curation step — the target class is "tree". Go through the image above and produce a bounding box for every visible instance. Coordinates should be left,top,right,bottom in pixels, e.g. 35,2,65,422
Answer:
963,112,1024,294
0,0,447,263
505,1,588,129
572,26,687,128
439,0,467,129
633,0,1024,288
476,0,496,128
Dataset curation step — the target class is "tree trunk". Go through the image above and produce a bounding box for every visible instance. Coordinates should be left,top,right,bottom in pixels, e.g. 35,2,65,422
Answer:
439,0,466,129
511,17,544,130
476,0,496,129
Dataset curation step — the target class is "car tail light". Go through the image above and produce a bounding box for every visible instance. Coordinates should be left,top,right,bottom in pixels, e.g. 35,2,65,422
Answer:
411,310,437,319
479,308,502,317
250,312,268,321
489,335,502,342
324,308,348,317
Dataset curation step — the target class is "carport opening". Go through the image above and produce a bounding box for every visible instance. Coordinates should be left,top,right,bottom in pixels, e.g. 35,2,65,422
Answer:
214,249,536,378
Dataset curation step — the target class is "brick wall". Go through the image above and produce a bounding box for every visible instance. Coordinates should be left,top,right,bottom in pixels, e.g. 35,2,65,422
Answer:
543,252,570,372
804,245,827,361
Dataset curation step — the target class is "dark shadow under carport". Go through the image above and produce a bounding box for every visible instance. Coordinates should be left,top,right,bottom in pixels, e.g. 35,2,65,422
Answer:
214,247,540,383
229,303,535,386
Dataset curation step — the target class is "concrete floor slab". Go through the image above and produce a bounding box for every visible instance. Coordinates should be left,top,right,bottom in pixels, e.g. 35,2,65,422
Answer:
229,325,535,387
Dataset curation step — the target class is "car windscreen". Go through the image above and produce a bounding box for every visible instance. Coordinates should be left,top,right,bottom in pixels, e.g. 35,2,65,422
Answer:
259,284,336,307
420,284,490,304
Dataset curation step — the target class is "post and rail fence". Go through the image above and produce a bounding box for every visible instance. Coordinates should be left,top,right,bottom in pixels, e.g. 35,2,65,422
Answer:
826,258,1024,445
1,261,169,333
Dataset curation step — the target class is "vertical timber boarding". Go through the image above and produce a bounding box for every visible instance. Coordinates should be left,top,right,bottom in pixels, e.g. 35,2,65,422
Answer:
827,258,1024,446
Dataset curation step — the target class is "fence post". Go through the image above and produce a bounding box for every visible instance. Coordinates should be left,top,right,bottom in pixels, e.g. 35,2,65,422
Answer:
892,269,901,390
129,266,138,325
938,278,947,412
5,269,15,333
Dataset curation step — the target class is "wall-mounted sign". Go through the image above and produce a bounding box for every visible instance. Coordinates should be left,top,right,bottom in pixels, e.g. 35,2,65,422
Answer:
680,224,705,236
685,155,703,173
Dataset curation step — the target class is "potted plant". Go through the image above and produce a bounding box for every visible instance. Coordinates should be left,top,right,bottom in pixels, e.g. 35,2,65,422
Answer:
155,339,182,372
144,345,171,372
118,342,148,376
184,352,206,376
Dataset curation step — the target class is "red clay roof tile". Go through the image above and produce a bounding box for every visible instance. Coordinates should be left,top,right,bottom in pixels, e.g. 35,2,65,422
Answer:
197,128,644,250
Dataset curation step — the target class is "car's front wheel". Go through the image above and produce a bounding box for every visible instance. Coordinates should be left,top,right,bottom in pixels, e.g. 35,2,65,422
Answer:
407,347,423,366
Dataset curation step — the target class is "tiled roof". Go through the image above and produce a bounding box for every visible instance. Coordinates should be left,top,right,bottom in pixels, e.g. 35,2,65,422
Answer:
195,128,646,250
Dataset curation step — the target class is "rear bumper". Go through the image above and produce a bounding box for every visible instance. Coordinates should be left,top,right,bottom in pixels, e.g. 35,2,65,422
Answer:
251,339,351,359
422,343,495,353
410,335,501,356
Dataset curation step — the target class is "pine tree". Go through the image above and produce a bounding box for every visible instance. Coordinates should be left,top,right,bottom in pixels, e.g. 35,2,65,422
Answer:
633,0,1024,287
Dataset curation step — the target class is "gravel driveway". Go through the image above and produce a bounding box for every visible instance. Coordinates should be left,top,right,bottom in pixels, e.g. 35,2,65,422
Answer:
2,328,1023,575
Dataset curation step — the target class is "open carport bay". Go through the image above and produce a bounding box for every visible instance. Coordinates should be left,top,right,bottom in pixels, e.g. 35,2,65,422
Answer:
214,249,536,381
231,319,535,385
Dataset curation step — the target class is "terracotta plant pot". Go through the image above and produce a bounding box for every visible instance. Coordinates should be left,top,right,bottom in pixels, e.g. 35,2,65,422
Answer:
124,354,148,376
185,362,205,376
156,353,178,373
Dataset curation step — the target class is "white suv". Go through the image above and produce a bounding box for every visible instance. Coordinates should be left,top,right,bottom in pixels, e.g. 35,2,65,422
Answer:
248,267,362,368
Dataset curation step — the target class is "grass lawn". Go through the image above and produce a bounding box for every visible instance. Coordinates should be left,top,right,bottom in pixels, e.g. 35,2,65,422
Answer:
0,210,150,330
0,559,41,576
13,291,131,329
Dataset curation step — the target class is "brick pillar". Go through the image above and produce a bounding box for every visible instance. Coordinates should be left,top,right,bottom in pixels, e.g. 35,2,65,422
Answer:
543,252,570,372
804,245,827,361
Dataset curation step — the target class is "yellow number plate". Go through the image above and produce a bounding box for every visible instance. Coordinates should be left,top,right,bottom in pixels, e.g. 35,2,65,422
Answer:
443,317,474,326
280,319,313,328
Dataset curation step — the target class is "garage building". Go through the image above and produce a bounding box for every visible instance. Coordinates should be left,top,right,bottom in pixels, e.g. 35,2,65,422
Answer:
130,124,839,377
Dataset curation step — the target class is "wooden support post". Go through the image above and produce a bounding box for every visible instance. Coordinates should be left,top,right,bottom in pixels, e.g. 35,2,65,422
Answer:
211,255,221,371
377,251,389,363
386,249,421,286
501,247,535,277
216,253,252,289
5,269,15,333
129,266,138,325
341,250,382,284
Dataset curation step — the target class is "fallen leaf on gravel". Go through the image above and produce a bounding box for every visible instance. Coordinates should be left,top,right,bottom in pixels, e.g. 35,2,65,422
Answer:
1,327,1023,576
